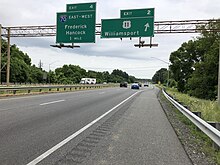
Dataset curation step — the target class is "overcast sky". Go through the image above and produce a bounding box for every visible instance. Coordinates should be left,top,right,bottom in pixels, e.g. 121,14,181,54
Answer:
0,0,219,79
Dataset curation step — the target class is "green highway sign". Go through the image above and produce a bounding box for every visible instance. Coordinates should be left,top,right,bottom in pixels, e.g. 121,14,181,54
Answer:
67,2,96,12
101,17,154,38
121,8,154,18
56,11,96,43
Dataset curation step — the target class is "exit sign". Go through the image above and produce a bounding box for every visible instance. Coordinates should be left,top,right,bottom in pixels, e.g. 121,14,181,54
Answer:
101,17,154,38
56,2,96,43
121,8,154,18
67,2,96,12
56,11,96,43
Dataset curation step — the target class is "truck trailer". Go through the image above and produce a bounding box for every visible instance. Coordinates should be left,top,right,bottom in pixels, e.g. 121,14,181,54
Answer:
80,78,96,84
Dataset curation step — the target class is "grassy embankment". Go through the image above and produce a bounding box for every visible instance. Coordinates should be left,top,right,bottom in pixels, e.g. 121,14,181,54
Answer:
166,87,220,122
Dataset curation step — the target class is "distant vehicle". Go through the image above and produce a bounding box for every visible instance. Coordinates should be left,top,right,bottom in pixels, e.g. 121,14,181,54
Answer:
120,82,128,87
80,78,96,84
131,83,140,89
135,82,142,87
144,84,149,87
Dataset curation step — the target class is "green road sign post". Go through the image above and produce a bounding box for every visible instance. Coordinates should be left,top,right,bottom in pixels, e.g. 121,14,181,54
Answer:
101,17,154,38
120,8,154,18
56,2,96,43
67,2,96,12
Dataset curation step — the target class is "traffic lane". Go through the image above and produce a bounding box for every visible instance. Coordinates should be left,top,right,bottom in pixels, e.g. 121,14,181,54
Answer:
0,87,135,164
0,87,123,111
0,87,128,127
0,88,137,165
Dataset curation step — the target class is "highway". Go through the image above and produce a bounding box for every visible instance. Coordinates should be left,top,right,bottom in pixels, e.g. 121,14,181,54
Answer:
0,87,192,165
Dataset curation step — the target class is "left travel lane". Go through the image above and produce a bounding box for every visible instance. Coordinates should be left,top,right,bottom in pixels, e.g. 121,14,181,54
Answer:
0,87,137,165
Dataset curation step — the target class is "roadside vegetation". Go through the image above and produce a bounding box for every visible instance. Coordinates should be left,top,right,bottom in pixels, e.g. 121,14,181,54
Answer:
0,39,136,85
152,20,220,100
166,87,220,122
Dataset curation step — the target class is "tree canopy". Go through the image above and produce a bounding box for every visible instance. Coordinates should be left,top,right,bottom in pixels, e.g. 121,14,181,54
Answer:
153,20,220,100
0,38,137,85
152,68,168,85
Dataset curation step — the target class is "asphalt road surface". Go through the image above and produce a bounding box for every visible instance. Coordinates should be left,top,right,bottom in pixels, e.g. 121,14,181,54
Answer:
0,86,192,165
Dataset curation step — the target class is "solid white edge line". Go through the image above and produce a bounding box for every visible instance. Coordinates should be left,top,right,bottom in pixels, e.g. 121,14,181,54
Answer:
27,91,140,165
40,100,65,106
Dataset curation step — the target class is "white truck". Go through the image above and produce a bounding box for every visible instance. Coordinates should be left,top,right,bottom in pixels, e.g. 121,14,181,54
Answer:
80,78,96,84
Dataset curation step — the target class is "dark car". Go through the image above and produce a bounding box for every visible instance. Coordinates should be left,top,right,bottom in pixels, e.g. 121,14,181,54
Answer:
135,82,142,87
144,84,149,87
131,83,140,89
120,82,128,87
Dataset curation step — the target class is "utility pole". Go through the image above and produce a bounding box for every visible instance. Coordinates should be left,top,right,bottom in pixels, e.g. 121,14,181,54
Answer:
0,24,2,84
6,28,10,86
218,42,220,105
48,61,56,84
38,60,43,69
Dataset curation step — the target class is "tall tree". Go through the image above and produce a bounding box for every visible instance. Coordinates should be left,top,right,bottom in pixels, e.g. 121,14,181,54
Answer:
169,40,202,92
152,68,168,84
55,64,87,84
186,22,220,99
169,20,220,99
111,69,129,82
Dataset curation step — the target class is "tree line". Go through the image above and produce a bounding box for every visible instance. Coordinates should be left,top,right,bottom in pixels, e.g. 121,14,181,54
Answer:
0,39,136,84
152,21,220,100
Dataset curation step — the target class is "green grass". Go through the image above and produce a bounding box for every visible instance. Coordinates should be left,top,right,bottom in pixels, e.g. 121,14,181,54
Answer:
166,88,220,122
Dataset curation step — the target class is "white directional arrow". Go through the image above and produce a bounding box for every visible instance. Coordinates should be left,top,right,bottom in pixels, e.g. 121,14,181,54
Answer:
144,23,150,31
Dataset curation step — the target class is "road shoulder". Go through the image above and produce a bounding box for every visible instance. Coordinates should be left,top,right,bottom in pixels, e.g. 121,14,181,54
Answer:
158,90,218,165
81,88,192,165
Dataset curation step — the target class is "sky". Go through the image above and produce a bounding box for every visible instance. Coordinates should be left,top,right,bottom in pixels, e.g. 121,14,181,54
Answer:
0,0,219,79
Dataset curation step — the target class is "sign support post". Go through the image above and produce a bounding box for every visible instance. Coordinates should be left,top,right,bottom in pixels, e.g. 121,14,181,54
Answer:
218,42,220,105
0,24,2,84
6,28,10,86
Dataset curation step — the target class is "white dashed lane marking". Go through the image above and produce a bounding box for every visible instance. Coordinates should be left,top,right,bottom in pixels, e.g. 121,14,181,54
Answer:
40,100,65,106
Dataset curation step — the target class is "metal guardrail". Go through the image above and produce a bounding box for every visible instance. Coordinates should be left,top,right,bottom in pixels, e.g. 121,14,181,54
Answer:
162,89,220,147
0,84,116,95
